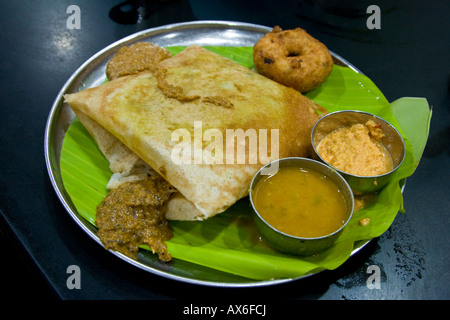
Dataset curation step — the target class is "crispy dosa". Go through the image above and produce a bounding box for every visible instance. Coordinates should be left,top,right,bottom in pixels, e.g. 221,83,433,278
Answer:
64,45,323,220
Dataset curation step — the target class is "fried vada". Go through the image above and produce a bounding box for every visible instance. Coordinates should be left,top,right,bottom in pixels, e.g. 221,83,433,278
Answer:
253,26,334,92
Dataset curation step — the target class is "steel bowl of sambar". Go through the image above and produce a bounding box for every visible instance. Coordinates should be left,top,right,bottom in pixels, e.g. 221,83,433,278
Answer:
249,157,354,256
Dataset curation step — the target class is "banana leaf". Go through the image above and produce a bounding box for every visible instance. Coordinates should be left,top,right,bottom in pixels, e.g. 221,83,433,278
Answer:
60,46,431,280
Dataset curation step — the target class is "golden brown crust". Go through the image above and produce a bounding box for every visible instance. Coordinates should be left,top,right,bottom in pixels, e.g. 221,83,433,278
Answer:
253,26,334,92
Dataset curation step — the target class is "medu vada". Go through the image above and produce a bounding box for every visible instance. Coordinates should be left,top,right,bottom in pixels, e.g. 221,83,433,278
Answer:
253,26,334,92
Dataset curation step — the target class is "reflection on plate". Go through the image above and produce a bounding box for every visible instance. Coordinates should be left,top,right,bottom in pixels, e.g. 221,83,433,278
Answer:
45,21,392,287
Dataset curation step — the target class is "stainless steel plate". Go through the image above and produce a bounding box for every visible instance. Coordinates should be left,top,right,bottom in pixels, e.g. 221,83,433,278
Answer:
44,20,366,287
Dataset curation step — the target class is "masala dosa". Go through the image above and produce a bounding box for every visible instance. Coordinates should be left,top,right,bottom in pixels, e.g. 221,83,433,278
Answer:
64,45,323,220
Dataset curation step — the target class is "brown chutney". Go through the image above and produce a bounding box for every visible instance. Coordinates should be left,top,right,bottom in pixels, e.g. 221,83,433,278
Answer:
96,174,176,262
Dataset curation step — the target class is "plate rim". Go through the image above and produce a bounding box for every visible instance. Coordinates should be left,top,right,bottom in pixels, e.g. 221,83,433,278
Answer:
44,20,367,288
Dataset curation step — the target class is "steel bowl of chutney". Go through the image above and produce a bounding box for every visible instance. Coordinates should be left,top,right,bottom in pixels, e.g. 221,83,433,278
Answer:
249,157,354,256
311,110,406,194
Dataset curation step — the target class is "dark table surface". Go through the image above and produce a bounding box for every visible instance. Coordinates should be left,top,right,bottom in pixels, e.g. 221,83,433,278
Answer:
1,0,449,302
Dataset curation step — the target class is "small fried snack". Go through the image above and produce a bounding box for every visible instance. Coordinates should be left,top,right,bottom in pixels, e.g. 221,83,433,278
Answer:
253,26,333,92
